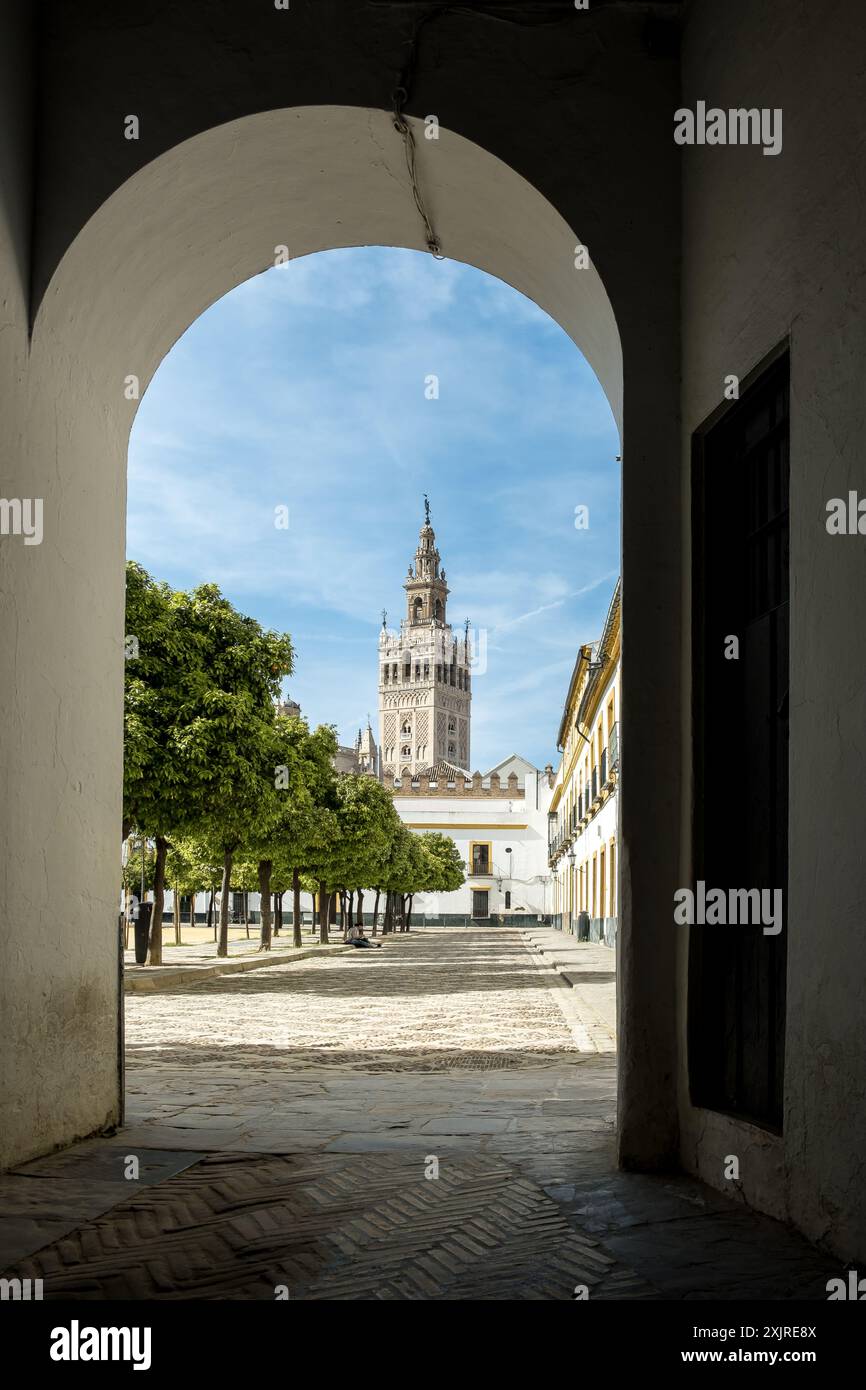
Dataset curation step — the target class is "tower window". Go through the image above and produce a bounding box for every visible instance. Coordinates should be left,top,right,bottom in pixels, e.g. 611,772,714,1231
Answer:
423,662,429,680
413,597,423,622
434,599,442,620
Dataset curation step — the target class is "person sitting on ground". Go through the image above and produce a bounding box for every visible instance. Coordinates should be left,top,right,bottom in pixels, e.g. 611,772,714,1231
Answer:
347,922,382,949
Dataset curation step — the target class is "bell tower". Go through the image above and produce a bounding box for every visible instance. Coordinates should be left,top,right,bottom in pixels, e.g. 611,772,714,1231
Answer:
379,500,472,780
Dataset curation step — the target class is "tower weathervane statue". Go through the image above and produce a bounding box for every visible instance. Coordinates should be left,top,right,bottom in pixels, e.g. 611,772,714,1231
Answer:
378,503,472,779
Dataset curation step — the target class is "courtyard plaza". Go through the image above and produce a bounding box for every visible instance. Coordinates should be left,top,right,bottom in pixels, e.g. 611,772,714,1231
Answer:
0,929,834,1300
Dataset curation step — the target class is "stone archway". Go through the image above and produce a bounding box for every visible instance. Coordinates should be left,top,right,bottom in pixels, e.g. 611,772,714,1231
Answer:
4,100,680,1181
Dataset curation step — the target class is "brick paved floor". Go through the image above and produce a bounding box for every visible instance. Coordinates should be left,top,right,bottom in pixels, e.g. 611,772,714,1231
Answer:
0,929,838,1299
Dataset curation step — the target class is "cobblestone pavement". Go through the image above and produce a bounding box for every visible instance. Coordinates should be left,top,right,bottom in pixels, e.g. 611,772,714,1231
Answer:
1,930,836,1299
125,926,590,1070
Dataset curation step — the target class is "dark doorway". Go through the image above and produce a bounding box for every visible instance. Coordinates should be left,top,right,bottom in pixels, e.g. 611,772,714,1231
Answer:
472,889,489,919
689,349,789,1129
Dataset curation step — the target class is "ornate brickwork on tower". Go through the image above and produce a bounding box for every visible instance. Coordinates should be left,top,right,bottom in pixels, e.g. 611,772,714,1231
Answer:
379,502,472,780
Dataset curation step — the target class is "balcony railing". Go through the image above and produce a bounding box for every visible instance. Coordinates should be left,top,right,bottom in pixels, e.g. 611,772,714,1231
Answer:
600,747,608,788
591,767,598,803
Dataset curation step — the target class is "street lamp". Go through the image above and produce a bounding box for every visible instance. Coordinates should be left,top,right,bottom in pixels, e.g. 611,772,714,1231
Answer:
504,846,512,914
567,846,576,936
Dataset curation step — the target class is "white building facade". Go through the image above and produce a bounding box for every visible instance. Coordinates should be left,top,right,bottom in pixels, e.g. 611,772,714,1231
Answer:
390,756,554,924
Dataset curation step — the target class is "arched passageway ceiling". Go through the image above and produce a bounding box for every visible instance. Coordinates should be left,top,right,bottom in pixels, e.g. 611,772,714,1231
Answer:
34,106,623,434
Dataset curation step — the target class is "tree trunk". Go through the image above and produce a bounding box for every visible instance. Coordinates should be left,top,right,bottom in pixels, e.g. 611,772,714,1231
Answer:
122,817,133,843
371,888,380,937
206,887,214,939
406,893,414,931
173,882,181,945
218,851,233,957
356,889,364,928
274,891,282,936
382,890,392,935
148,835,169,966
345,891,354,941
257,860,272,951
243,890,250,939
292,868,303,948
318,880,330,944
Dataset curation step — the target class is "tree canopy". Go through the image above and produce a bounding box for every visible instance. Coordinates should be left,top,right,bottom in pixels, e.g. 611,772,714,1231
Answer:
123,561,463,960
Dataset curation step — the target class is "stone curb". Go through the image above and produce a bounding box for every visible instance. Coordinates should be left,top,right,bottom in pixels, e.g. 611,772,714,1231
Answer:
520,931,602,985
518,930,616,1052
124,943,354,993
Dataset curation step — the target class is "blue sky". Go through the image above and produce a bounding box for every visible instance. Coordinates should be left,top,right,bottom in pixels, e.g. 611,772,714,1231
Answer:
127,247,620,771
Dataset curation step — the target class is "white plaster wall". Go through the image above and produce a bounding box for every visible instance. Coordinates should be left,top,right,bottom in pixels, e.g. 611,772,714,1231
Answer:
681,0,866,1261
0,4,122,1167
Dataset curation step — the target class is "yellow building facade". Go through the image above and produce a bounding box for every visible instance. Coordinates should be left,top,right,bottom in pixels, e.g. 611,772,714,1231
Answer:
548,580,621,944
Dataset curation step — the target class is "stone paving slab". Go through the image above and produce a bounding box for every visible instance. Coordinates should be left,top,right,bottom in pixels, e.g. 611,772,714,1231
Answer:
0,928,841,1299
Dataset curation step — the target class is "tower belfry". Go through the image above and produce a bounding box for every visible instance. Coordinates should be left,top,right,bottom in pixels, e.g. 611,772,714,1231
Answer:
378,503,472,779
404,501,449,627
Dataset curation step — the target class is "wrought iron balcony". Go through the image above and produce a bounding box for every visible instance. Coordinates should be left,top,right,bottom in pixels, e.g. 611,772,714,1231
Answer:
609,721,620,774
